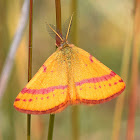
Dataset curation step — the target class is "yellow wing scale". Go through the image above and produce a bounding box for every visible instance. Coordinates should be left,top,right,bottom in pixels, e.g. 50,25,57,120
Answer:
14,45,125,114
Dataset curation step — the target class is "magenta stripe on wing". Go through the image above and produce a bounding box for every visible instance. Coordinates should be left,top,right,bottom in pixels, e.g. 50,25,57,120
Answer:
21,85,68,94
42,65,47,72
89,54,94,63
75,71,116,86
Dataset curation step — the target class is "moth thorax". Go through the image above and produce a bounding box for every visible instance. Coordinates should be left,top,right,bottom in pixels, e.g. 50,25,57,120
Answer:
59,39,68,47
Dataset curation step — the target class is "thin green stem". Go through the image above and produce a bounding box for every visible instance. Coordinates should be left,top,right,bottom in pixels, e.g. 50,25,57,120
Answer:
71,1,79,140
27,0,33,140
72,106,79,140
48,114,55,140
47,0,62,140
27,114,31,140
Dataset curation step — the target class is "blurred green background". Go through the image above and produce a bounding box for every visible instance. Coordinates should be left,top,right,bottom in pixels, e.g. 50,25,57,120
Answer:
0,0,140,140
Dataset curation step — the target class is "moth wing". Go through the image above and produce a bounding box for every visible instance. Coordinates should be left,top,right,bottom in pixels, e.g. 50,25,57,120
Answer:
70,45,125,104
14,49,70,114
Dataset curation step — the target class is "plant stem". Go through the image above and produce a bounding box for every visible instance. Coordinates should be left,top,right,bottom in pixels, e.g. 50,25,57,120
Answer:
0,0,29,100
27,114,31,140
72,106,79,140
27,0,33,140
71,0,78,45
71,1,79,140
48,114,55,140
47,0,62,140
126,1,140,139
111,18,133,140
55,0,62,46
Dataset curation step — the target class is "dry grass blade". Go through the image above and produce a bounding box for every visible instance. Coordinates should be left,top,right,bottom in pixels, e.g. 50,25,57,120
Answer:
126,0,140,139
0,0,30,100
112,21,133,140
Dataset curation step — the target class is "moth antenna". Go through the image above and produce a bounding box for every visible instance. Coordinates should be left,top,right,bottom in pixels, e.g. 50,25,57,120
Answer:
65,14,74,41
46,22,63,42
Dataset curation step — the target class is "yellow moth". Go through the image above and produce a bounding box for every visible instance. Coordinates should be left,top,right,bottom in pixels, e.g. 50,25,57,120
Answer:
14,15,125,114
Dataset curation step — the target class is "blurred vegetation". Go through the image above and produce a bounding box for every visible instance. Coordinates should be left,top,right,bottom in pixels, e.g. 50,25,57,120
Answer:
0,0,140,140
